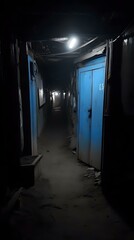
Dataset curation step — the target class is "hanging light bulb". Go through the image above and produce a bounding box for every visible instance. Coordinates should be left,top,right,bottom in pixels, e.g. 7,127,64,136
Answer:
67,37,79,49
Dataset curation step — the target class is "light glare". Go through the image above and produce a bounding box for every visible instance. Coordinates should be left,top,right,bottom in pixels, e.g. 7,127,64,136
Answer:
67,37,78,49
124,39,128,45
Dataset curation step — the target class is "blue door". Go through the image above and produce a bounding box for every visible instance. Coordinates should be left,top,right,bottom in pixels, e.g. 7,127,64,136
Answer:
77,68,92,164
77,56,105,169
90,66,105,169
28,56,37,156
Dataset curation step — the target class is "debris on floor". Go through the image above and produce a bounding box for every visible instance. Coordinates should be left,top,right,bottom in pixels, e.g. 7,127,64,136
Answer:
94,171,101,186
84,167,95,178
72,148,76,154
83,167,101,185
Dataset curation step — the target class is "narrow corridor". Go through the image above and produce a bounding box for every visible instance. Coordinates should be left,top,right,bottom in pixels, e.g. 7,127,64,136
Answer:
7,106,134,240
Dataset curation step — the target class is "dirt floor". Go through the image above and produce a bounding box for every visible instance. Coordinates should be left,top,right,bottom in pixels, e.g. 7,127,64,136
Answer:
5,106,134,240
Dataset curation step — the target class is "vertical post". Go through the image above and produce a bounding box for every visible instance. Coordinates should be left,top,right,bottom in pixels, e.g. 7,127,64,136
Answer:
19,42,32,155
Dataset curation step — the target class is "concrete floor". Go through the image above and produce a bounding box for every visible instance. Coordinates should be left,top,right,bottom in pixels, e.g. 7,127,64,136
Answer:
7,106,134,240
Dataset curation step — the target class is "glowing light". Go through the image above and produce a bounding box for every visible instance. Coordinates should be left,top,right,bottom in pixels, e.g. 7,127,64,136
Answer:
63,92,66,99
52,91,61,101
67,37,79,49
39,89,43,97
124,39,128,45
52,92,55,102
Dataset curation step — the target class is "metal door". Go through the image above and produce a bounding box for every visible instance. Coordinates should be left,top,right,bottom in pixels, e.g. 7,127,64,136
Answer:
90,66,105,169
77,67,92,164
28,56,37,156
77,56,105,168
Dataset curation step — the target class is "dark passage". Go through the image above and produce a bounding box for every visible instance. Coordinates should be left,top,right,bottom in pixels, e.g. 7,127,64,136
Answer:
2,105,134,240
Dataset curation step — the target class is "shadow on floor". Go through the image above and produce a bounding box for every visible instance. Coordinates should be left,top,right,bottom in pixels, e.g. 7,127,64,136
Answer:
102,174,134,229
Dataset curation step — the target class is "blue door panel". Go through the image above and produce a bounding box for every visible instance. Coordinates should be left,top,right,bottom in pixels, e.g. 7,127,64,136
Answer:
84,56,105,67
78,69,92,164
78,62,105,73
90,67,105,169
28,55,37,155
